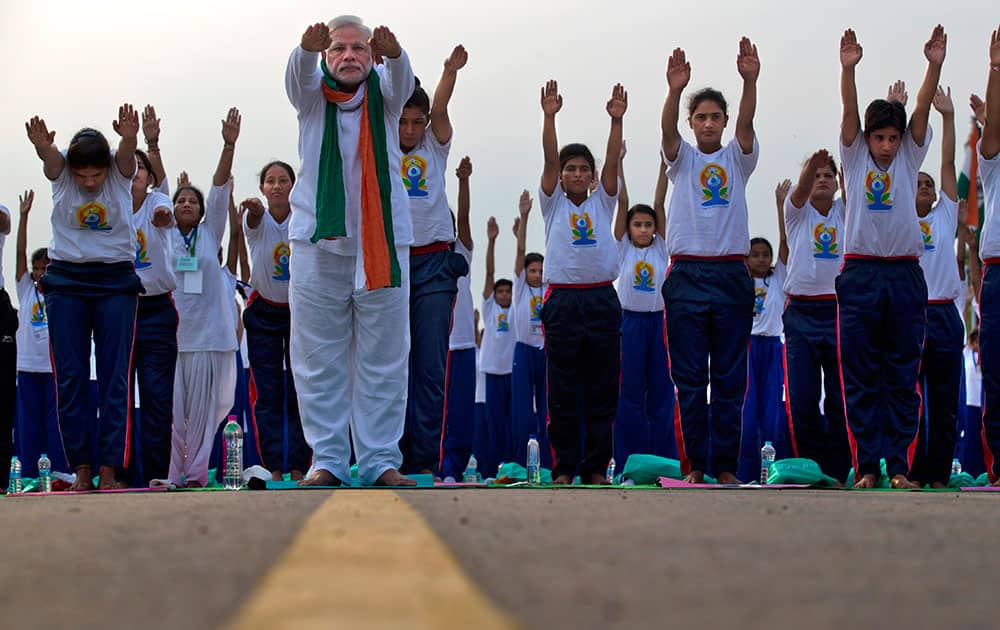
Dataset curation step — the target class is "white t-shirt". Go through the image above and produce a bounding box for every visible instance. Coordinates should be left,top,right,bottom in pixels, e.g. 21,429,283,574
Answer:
512,269,546,349
617,234,668,312
965,346,982,406
171,182,238,353
918,194,962,302
285,46,415,286
403,132,454,247
449,239,476,351
840,128,931,257
664,137,759,257
15,275,51,373
978,141,1000,260
133,191,177,296
752,262,786,337
244,209,291,303
474,347,486,404
0,204,8,290
783,193,844,297
48,150,136,264
539,184,618,285
479,294,514,375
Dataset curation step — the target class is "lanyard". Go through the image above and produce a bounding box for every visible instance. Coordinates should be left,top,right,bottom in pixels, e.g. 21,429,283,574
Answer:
179,226,199,257
33,285,46,322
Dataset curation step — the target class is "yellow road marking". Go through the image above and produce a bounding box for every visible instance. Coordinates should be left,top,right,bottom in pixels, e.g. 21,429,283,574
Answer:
226,490,517,630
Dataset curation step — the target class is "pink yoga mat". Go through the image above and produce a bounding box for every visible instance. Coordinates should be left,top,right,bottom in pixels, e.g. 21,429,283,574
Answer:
657,477,810,489
7,486,169,497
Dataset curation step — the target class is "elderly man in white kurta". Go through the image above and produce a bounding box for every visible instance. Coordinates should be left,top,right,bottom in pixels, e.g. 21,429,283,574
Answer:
287,15,415,487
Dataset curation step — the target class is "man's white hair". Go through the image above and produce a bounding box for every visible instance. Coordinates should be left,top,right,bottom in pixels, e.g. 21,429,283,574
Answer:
327,15,372,38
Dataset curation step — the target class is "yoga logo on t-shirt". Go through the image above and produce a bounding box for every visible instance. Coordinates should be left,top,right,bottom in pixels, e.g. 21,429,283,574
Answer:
135,229,152,269
76,201,111,231
919,220,935,251
754,287,766,316
700,163,729,207
632,260,656,292
865,171,893,211
30,300,46,327
496,311,509,332
401,155,428,198
570,211,596,246
812,223,839,259
530,294,543,321
272,242,291,280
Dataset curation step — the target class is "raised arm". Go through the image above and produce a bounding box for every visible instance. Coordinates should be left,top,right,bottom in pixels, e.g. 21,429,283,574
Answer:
483,217,498,300
735,37,759,154
515,190,531,276
112,103,139,178
653,159,667,239
213,107,240,186
226,186,241,276
242,197,266,231
840,29,863,146
775,179,791,265
15,190,34,282
967,217,982,301
887,80,909,107
910,25,947,147
455,156,473,251
142,105,167,190
601,84,627,196
25,117,64,180
661,48,690,162
790,149,832,209
287,23,330,107
971,93,987,128
958,199,969,281
430,45,467,145
614,141,629,241
540,80,563,196
983,25,1000,159
933,87,957,201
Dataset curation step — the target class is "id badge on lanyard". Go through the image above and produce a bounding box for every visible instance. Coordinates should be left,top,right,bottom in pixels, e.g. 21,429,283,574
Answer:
177,227,203,293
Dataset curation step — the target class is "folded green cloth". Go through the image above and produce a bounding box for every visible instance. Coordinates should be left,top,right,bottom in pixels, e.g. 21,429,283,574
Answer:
495,462,552,484
947,472,977,488
620,454,717,484
766,458,839,487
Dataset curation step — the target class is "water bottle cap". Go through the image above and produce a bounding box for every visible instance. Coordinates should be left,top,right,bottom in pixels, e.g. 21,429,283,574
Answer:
764,441,773,446
529,434,537,440
10,456,17,461
40,453,47,458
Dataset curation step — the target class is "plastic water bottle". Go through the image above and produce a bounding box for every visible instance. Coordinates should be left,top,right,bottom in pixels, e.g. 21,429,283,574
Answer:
606,457,616,484
9,456,22,494
760,441,776,485
38,453,52,493
463,454,479,483
223,417,243,490
951,458,963,476
527,435,541,484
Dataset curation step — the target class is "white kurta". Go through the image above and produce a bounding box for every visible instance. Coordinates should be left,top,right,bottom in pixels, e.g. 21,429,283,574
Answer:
168,351,236,486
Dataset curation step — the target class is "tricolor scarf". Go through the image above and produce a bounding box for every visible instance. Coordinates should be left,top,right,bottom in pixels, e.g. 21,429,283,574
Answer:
313,60,400,289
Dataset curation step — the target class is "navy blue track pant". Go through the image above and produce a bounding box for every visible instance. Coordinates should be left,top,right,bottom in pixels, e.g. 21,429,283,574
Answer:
130,293,177,483
541,284,621,480
41,261,141,471
978,262,1000,480
15,371,67,477
912,302,964,485
663,259,753,477
440,346,476,479
478,372,512,478
401,246,468,473
511,342,551,468
783,297,851,482
616,309,676,467
836,258,926,481
0,288,16,491
243,296,309,473
738,335,790,483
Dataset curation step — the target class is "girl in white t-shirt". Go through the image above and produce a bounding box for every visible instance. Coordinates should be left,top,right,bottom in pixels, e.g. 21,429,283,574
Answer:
26,106,144,491
613,152,676,470
167,108,241,488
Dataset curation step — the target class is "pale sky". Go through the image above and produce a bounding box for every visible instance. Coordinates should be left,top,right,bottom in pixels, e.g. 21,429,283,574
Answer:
1,0,997,306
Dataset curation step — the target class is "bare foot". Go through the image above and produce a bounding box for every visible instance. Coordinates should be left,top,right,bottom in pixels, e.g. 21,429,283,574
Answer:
683,470,705,484
716,472,742,485
930,482,947,489
290,470,304,481
853,473,878,489
98,466,129,490
587,473,611,485
271,470,284,482
70,466,95,492
992,477,1000,487
552,474,573,485
298,469,343,487
184,480,203,488
890,474,920,490
374,469,416,487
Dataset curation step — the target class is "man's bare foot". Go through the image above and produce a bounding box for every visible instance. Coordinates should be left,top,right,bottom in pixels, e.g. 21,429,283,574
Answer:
552,474,573,485
587,473,611,485
374,469,416,487
683,470,705,484
290,470,304,481
992,476,1000,487
271,470,284,481
853,473,878,489
930,481,947,489
298,469,343,487
716,472,742,485
890,474,920,489
98,466,129,490
70,466,95,492
184,480,203,488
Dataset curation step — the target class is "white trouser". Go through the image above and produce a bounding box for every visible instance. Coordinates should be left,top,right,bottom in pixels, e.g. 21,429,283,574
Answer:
169,350,236,486
289,240,410,485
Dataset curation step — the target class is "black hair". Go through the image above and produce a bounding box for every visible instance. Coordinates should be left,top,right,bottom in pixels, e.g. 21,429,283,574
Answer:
173,185,206,218
494,278,513,292
259,160,296,187
687,88,728,118
626,204,657,230
863,99,907,136
30,247,49,264
134,149,158,186
524,253,544,268
66,128,112,171
750,237,775,278
918,170,936,190
558,143,596,173
404,77,430,116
